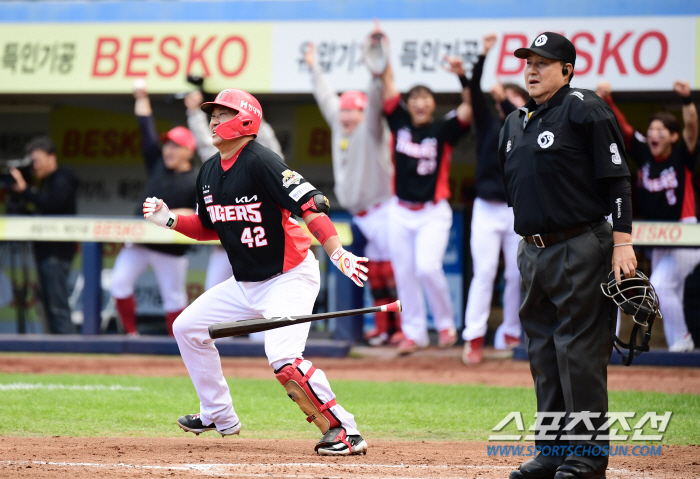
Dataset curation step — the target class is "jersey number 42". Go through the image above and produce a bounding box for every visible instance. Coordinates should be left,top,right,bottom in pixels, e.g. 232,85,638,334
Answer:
241,226,268,248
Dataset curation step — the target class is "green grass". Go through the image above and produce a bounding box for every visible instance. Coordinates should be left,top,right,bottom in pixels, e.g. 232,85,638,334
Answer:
0,373,698,445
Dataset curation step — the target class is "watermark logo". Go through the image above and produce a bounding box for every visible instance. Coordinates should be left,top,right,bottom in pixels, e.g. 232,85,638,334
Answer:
488,411,672,442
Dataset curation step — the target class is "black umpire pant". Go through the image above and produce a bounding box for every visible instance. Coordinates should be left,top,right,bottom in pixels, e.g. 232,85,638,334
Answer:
517,221,616,472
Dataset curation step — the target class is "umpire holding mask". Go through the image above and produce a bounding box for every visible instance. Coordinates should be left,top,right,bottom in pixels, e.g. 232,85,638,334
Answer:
500,33,637,479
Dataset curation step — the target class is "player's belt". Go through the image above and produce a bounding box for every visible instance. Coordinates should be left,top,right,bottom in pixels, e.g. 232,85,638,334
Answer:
397,200,430,211
524,221,604,249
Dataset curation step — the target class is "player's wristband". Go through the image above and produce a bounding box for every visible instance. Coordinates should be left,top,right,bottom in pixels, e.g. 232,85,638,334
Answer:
613,243,633,247
458,74,469,88
682,95,693,105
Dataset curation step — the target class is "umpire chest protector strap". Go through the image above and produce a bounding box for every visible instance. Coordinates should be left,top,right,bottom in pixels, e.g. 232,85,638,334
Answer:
275,358,341,433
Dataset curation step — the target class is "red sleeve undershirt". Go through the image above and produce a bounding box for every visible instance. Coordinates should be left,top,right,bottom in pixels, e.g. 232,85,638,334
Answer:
174,213,219,241
383,93,401,115
603,95,634,150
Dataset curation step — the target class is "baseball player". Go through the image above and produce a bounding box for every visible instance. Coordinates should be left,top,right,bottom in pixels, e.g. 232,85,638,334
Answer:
143,88,369,455
597,80,699,352
462,34,529,364
303,34,402,346
379,49,472,354
110,83,198,336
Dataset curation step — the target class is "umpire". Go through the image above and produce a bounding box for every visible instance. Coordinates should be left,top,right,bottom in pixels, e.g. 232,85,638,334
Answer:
499,33,637,479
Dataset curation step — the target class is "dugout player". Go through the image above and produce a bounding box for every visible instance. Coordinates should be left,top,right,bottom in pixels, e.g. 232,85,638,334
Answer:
462,34,529,364
500,33,635,479
304,34,403,347
379,49,472,355
143,88,369,455
110,83,198,336
597,80,699,352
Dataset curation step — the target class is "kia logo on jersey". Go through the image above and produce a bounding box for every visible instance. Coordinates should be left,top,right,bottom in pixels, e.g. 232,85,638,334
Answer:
206,202,263,223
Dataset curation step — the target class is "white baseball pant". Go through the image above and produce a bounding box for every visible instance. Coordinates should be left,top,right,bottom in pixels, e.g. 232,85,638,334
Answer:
172,250,359,434
463,198,522,344
388,197,455,347
650,247,700,349
110,243,189,312
353,200,393,262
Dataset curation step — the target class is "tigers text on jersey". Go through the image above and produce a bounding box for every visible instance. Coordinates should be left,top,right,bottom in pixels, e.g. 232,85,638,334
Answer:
384,96,468,203
629,132,699,221
196,141,320,282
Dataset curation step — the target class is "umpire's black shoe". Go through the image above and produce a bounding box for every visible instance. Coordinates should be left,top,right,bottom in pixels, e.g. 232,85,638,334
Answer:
554,461,606,479
177,413,241,437
510,458,557,479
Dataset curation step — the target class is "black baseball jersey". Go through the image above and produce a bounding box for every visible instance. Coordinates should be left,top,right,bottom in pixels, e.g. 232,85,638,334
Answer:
499,85,631,236
628,132,699,221
385,97,468,203
196,141,320,282
137,115,199,256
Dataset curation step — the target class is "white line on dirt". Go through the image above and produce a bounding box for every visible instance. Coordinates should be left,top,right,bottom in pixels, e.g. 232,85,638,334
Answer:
1,460,646,479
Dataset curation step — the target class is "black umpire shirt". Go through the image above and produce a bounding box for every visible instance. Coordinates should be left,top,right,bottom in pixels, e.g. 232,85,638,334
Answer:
196,141,321,282
499,85,631,236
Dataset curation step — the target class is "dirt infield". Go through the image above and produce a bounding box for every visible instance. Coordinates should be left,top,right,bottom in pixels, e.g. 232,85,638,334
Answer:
1,350,698,478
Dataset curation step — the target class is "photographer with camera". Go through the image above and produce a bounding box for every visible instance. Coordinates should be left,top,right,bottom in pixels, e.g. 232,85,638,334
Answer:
9,136,79,334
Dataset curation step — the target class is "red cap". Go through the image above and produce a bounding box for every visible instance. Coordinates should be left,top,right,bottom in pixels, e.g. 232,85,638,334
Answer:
160,126,196,152
339,90,367,111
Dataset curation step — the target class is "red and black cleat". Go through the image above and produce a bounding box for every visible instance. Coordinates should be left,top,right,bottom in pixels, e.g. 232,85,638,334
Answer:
315,427,368,456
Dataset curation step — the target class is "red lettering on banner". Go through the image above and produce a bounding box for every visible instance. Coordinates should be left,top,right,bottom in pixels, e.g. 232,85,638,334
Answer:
218,36,247,77
157,36,181,77
187,36,217,76
62,129,81,157
121,129,140,156
92,37,120,77
598,32,633,75
84,129,100,158
93,222,145,239
657,225,669,241
633,31,667,75
308,128,330,156
103,129,119,157
670,225,681,241
571,32,595,75
126,37,154,77
497,34,528,75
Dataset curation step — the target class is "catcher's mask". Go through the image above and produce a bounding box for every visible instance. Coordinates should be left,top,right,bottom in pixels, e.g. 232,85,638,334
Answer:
600,270,661,366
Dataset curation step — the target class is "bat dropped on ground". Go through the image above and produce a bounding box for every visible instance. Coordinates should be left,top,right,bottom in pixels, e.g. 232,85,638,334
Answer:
208,300,402,339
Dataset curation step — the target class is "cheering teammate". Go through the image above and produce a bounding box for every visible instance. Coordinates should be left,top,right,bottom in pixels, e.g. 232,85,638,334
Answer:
110,82,198,336
597,80,699,352
143,88,369,455
462,34,528,364
304,32,402,347
379,46,472,354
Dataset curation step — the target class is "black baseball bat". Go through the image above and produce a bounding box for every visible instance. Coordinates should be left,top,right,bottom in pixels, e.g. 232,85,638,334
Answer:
208,300,402,339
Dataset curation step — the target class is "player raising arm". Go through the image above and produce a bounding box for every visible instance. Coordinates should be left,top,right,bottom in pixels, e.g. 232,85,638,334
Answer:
142,88,368,456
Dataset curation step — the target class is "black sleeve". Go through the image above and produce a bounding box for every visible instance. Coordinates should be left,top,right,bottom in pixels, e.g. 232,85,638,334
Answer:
22,171,77,214
437,111,469,145
498,123,513,207
680,139,700,171
606,176,633,234
500,99,517,117
195,167,215,229
251,152,321,216
137,115,162,175
573,97,631,180
385,99,412,133
469,55,492,133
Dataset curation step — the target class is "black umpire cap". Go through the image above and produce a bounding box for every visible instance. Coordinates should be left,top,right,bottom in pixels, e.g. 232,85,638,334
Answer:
514,32,576,67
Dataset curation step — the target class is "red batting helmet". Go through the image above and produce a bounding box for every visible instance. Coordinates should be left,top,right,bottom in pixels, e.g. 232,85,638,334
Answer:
201,89,262,140
339,90,367,110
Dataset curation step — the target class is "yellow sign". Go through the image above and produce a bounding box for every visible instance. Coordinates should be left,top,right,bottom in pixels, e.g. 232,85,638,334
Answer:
0,23,272,93
50,105,173,166
294,103,332,165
